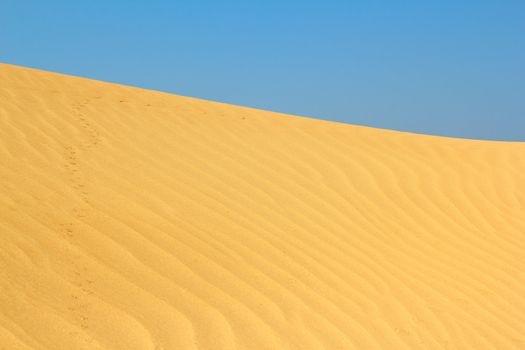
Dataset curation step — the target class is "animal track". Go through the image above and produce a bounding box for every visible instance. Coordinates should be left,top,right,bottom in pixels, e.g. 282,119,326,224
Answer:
60,98,102,342
58,222,75,239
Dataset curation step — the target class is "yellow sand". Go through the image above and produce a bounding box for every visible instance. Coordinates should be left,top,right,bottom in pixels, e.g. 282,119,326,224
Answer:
1,63,524,350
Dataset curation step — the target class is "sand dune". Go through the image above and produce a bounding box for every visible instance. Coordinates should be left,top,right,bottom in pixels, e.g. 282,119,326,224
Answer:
1,62,524,349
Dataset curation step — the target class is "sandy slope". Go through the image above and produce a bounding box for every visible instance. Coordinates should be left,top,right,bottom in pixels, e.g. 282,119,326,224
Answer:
0,63,524,350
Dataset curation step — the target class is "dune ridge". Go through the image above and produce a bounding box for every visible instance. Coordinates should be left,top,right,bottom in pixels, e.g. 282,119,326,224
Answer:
1,63,524,349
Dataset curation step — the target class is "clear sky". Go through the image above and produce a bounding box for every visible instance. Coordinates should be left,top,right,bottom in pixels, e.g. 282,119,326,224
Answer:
1,1,524,141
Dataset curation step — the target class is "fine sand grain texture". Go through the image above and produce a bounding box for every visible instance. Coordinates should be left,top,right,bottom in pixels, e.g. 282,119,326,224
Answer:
1,63,524,349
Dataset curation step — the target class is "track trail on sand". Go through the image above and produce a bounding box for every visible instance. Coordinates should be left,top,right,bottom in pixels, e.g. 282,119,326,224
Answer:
59,97,102,348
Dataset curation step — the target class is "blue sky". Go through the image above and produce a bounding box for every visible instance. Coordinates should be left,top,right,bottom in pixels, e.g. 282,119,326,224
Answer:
1,1,524,141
